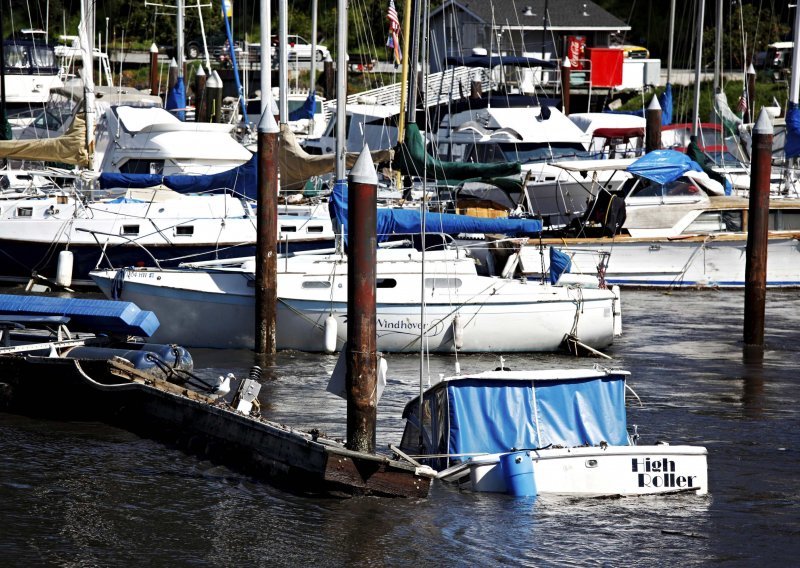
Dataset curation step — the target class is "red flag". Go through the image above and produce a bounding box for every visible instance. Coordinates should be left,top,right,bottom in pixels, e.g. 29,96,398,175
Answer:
736,93,748,114
387,0,402,65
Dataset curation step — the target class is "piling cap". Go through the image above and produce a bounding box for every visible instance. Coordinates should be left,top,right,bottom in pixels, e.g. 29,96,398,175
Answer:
647,94,661,111
150,43,159,53
349,144,378,185
747,63,756,75
268,92,279,117
170,57,178,68
257,107,279,134
205,72,221,88
195,65,206,76
212,70,223,82
562,56,571,68
753,108,774,135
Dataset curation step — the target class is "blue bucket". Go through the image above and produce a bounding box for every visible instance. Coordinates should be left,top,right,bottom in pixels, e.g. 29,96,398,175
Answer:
499,451,537,497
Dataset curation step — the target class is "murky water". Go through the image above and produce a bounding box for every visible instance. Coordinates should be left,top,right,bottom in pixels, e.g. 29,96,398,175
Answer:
1,289,799,565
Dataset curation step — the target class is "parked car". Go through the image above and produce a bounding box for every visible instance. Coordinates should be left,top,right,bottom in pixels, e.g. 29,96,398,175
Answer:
276,34,329,62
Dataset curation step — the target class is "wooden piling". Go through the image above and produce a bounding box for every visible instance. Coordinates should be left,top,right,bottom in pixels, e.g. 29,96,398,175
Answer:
346,146,378,454
149,43,159,96
255,109,279,355
560,56,571,116
645,94,662,153
743,108,773,359
194,65,207,123
168,57,178,91
323,56,334,101
207,70,224,123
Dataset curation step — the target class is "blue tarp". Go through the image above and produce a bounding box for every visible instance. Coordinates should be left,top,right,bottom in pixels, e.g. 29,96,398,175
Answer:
289,92,316,121
99,154,258,199
627,149,704,185
331,181,542,242
407,373,629,468
605,83,673,126
166,76,186,121
549,247,571,284
787,102,800,159
444,54,556,69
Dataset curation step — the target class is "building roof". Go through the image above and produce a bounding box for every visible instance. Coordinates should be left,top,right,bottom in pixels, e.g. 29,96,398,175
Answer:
432,0,631,32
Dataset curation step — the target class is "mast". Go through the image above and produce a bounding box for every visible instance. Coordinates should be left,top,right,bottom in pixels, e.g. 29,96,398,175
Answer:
310,0,318,99
713,0,722,93
79,0,95,170
406,0,422,125
790,3,800,106
177,0,185,76
334,0,347,180
260,0,271,114
692,0,705,137
667,0,675,84
278,0,288,123
397,0,413,142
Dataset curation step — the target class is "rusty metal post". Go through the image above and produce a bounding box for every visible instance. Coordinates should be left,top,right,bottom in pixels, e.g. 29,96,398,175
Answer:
194,65,207,122
255,108,280,354
168,57,178,91
149,43,159,96
743,108,773,359
346,145,378,454
645,94,662,153
560,56,571,116
746,63,756,123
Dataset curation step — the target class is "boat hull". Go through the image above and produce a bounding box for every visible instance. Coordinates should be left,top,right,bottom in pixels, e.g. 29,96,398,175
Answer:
465,446,708,496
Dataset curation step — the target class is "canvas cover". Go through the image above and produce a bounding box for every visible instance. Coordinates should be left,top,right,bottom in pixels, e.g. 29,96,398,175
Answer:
331,181,541,243
288,92,316,121
394,123,521,181
787,102,800,159
0,114,90,166
166,76,187,121
627,149,704,185
402,373,629,470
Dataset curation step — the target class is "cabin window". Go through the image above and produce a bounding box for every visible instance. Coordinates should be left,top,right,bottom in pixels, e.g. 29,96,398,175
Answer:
16,207,33,217
306,225,324,233
280,225,298,233
174,225,194,236
301,280,331,289
376,278,396,288
424,277,462,289
121,225,139,235
119,159,164,175
683,211,742,233
770,210,800,231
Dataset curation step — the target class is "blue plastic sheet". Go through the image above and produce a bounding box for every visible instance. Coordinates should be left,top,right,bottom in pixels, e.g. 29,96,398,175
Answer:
787,102,800,159
331,181,541,243
166,76,186,121
289,92,316,121
627,149,704,185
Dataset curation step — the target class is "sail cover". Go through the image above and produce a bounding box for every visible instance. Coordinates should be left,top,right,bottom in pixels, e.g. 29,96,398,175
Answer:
787,102,800,159
331,181,541,242
627,149,704,185
0,114,90,166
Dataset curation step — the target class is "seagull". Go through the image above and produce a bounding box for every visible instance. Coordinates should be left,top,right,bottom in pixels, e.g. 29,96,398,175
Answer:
213,373,233,398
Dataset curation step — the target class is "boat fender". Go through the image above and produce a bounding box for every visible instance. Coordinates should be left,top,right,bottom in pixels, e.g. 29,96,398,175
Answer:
452,313,464,350
324,315,338,353
55,251,74,288
612,285,622,336
499,450,537,497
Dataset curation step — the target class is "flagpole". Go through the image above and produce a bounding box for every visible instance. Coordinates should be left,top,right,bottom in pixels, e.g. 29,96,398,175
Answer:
397,0,413,143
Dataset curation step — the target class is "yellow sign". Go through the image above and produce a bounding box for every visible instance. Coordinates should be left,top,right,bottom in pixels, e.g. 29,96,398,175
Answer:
223,0,233,17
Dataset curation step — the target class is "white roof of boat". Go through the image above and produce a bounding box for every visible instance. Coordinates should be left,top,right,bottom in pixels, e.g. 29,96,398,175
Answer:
551,158,636,172
436,368,630,385
569,112,646,134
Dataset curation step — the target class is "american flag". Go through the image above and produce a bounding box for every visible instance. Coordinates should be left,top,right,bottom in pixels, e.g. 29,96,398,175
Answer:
736,92,748,115
386,0,402,65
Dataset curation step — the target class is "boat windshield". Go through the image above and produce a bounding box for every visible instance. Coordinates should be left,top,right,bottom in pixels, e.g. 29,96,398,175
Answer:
628,178,702,198
475,142,589,164
3,42,58,74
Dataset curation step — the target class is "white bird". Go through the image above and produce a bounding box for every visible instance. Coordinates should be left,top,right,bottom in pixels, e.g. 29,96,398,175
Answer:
214,373,233,398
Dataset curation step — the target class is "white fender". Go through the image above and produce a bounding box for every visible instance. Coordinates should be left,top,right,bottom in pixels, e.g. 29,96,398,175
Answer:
56,250,74,288
612,285,622,336
452,313,464,350
324,315,338,353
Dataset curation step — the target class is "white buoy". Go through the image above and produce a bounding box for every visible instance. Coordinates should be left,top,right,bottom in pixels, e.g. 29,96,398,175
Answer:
612,285,622,336
452,313,464,350
377,355,388,401
55,250,74,288
324,315,338,353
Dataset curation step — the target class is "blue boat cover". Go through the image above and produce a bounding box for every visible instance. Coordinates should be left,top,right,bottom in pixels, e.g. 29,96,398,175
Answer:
605,83,673,126
786,102,800,159
549,247,571,284
404,373,629,469
166,76,186,122
627,149,704,185
444,54,556,69
0,294,159,336
289,92,316,121
99,154,258,199
331,181,541,242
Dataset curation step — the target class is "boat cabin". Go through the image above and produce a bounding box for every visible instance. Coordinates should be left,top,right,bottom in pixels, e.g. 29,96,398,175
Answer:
399,368,631,471
2,38,63,105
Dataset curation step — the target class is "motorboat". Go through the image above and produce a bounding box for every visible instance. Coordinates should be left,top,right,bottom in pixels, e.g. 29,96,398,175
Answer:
398,367,708,497
1,36,63,107
509,150,800,288
89,238,621,352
